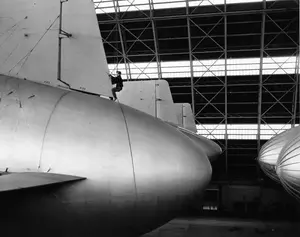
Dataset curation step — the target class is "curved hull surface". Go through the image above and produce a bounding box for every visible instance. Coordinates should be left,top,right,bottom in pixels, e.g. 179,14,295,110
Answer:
258,128,298,182
277,126,300,200
0,75,212,237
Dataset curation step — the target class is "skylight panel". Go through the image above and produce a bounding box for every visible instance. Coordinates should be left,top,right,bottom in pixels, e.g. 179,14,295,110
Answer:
154,2,186,9
226,0,262,4
161,66,191,73
196,124,296,140
109,56,297,78
163,72,192,77
130,73,158,79
162,61,189,67
129,68,158,74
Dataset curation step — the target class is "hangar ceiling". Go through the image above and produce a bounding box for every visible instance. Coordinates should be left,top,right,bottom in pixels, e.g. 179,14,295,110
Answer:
95,0,299,184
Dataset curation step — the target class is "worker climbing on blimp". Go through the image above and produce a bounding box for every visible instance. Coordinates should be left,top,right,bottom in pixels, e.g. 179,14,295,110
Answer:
110,71,123,101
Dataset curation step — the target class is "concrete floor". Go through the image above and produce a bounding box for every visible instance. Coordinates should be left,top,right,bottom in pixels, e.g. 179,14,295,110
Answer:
144,218,300,237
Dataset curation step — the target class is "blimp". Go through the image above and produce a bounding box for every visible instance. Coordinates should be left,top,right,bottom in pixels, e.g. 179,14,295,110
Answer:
258,125,300,200
276,126,300,200
258,128,299,182
0,0,220,236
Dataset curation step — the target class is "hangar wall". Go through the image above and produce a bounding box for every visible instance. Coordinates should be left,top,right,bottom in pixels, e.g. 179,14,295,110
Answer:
95,0,300,217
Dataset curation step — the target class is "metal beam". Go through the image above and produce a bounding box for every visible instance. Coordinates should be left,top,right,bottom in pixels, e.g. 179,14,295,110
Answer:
292,53,299,126
149,0,162,79
100,18,295,32
292,5,300,126
186,0,195,115
195,116,293,119
102,30,298,44
124,22,152,54
258,0,266,153
266,15,298,46
98,8,298,24
105,46,297,58
190,18,225,51
224,0,228,176
112,0,131,79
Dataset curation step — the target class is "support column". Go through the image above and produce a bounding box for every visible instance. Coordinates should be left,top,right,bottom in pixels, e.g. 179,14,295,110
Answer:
292,53,299,127
186,0,195,115
258,0,266,152
149,0,162,79
257,0,266,181
224,0,228,176
112,0,131,80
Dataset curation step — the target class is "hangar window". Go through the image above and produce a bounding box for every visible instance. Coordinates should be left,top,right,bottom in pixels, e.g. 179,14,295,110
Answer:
109,62,159,80
196,124,297,140
108,56,298,79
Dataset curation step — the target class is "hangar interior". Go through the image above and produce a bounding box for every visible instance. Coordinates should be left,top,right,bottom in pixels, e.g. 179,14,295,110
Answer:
95,0,300,220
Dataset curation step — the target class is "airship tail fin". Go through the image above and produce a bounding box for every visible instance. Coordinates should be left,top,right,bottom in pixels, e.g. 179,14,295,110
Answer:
0,172,85,192
0,0,112,97
174,103,197,133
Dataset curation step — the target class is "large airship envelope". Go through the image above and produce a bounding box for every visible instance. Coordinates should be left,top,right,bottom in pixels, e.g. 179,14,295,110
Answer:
258,127,299,182
0,0,112,97
276,126,300,200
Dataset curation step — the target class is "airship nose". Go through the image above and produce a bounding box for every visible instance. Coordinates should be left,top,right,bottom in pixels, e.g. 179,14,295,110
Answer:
276,127,300,199
257,128,298,182
120,103,212,205
258,138,282,182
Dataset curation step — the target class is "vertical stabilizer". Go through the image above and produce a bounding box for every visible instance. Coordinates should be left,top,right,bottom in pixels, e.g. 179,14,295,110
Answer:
155,80,178,124
175,103,197,133
118,80,157,115
0,0,112,97
60,0,111,95
118,80,179,124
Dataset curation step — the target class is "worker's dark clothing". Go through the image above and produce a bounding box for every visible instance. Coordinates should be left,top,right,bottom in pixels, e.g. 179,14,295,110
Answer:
111,75,123,87
111,75,123,100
